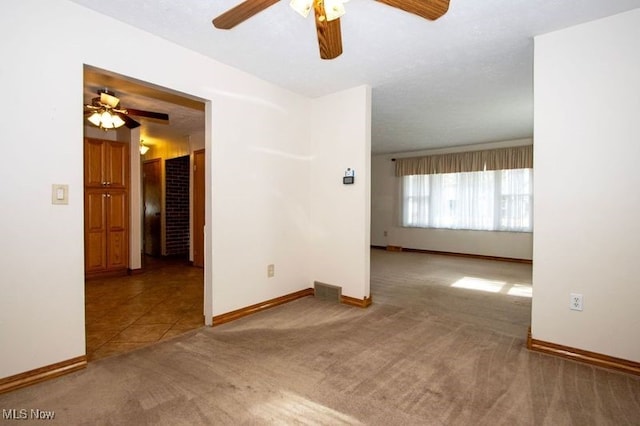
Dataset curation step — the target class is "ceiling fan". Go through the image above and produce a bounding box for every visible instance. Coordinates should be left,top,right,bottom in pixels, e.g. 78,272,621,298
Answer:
84,89,169,130
212,0,450,60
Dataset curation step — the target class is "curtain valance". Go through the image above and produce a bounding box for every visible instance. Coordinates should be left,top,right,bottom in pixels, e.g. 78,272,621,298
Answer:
394,145,533,176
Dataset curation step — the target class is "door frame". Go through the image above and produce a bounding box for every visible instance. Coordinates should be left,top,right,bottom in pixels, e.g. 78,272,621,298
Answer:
192,149,205,268
142,158,162,257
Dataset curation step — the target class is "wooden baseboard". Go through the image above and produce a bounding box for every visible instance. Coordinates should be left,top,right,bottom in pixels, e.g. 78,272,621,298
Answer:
0,355,87,394
341,294,373,308
375,245,532,264
527,328,640,376
85,268,128,280
213,288,314,326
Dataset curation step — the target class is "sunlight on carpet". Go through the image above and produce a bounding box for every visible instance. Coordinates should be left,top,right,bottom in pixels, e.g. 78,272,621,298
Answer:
249,391,363,425
451,277,532,298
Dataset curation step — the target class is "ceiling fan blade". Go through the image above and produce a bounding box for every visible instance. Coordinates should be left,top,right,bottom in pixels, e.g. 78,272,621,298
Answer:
212,0,279,29
117,112,141,129
314,2,343,60
100,91,121,108
375,0,450,20
125,109,169,121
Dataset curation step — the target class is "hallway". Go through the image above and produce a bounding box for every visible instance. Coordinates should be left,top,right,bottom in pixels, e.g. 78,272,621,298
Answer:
85,257,204,361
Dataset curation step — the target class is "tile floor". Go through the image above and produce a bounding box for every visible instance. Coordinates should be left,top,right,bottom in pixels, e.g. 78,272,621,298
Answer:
85,256,204,361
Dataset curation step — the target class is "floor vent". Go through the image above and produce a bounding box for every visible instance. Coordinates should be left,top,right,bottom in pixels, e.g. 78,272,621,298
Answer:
314,281,342,303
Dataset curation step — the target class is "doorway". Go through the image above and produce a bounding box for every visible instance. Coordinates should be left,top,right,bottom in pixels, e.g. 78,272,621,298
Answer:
143,159,162,257
83,65,208,360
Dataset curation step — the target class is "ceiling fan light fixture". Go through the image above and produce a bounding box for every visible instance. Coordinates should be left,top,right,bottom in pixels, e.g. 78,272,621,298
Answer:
100,111,114,128
111,114,125,128
87,109,125,130
290,0,313,18
324,0,346,21
87,112,102,127
85,89,168,130
100,91,120,108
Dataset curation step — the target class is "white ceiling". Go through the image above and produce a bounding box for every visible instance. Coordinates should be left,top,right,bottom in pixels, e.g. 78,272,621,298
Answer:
73,0,640,154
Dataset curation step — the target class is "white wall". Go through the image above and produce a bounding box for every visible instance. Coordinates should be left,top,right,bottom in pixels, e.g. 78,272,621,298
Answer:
310,86,372,300
209,90,313,315
0,0,355,378
532,9,640,361
372,139,534,260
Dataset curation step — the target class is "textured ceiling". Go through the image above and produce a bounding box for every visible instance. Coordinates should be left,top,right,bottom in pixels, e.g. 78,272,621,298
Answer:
73,0,640,153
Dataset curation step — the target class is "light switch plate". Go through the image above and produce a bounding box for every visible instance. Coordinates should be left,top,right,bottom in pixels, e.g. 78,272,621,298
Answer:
51,184,69,205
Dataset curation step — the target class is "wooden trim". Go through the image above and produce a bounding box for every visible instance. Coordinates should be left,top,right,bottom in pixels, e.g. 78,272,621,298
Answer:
85,268,129,280
0,355,87,394
371,245,386,251
379,246,532,264
341,294,373,308
527,328,640,376
127,267,144,275
213,288,314,326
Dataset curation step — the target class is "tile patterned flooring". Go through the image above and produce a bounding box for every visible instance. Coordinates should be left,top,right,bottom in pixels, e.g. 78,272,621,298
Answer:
85,256,204,361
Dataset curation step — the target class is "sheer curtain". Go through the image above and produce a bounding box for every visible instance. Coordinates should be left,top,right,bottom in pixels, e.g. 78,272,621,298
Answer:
402,175,429,227
402,169,532,232
498,169,533,231
430,171,495,230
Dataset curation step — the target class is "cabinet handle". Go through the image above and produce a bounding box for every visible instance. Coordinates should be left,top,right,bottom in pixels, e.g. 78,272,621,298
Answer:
106,193,111,198
106,181,111,186
102,193,106,198
101,181,107,186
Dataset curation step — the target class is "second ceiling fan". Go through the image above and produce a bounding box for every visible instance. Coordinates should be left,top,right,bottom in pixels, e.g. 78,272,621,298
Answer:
85,89,169,130
212,0,450,60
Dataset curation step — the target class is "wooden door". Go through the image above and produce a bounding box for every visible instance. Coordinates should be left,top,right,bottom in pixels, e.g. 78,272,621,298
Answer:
193,149,205,268
85,189,107,272
84,139,127,188
84,139,105,188
106,141,127,188
106,191,128,269
143,159,162,257
84,138,129,277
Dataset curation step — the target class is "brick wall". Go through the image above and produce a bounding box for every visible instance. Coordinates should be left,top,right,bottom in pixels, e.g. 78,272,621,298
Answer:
165,155,190,256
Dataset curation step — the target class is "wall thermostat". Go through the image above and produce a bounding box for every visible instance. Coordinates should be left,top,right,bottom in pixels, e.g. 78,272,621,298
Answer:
343,168,355,184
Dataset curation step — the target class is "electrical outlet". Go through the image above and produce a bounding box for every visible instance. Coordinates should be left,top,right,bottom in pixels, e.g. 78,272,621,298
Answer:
383,230,388,237
267,264,275,278
569,293,583,311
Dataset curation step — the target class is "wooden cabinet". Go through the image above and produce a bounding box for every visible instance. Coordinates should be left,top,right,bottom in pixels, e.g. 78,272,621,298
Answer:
84,138,129,276
85,138,128,189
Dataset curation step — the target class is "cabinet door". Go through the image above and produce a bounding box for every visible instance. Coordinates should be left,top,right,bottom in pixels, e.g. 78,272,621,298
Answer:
106,142,128,189
106,191,128,269
85,190,107,272
84,139,105,188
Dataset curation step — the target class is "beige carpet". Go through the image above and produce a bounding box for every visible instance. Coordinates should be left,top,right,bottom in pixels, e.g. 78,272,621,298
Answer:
1,250,639,425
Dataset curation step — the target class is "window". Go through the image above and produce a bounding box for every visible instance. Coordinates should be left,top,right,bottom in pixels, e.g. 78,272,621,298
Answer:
402,169,532,232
